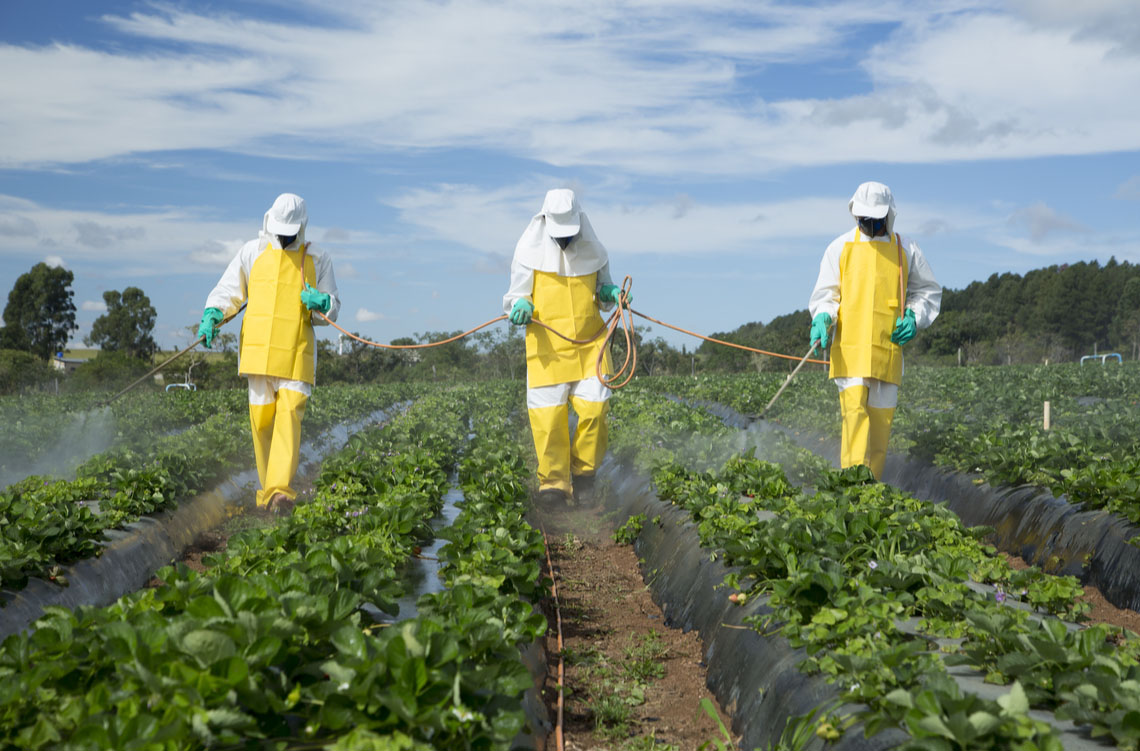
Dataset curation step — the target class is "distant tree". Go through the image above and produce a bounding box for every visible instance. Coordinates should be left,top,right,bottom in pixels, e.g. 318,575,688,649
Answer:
85,286,157,361
755,310,812,371
0,349,55,394
636,331,685,377
0,262,78,360
698,321,766,372
471,327,525,380
69,350,151,391
1113,277,1140,360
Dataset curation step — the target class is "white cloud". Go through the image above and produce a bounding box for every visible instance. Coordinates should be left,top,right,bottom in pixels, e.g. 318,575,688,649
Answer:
188,239,243,266
73,220,146,249
389,180,866,257
356,307,386,322
81,300,107,312
0,194,382,278
43,255,65,268
336,261,359,279
1009,0,1140,55
1006,202,1088,243
1115,176,1140,201
3,1,1139,174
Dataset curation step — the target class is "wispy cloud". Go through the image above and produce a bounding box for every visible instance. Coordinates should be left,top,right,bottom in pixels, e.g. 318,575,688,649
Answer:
1007,202,1088,243
0,194,379,277
81,300,107,312
355,307,386,322
3,1,1139,174
1115,176,1140,201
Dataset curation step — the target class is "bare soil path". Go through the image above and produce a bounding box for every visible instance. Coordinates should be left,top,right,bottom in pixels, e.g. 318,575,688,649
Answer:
1001,552,1140,634
535,502,735,751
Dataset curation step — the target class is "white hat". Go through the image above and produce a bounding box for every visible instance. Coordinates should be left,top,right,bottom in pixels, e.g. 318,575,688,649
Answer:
265,193,307,235
541,188,581,238
848,182,894,219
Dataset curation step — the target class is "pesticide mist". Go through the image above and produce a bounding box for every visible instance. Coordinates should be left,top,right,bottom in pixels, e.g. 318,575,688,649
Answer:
0,407,117,489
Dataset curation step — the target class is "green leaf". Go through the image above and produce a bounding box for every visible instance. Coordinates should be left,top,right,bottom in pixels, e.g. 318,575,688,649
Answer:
319,695,357,731
211,656,250,685
998,682,1030,716
967,711,999,736
182,629,237,666
884,688,915,709
328,588,360,621
401,622,425,657
331,625,367,661
244,635,283,666
205,708,253,731
916,715,956,740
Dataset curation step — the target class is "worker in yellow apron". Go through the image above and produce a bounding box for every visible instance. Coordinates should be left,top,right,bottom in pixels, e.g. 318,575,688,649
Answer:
808,182,941,480
197,193,340,514
503,189,630,505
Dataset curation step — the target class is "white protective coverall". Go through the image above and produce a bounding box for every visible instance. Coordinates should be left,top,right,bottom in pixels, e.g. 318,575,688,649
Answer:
503,189,617,499
808,182,940,479
205,193,340,508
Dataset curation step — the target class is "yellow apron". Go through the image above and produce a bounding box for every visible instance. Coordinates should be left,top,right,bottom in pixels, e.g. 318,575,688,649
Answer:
830,231,908,385
240,242,317,384
525,271,613,388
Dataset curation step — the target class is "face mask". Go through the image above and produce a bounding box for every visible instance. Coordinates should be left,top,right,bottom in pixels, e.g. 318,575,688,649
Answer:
554,233,578,250
276,234,298,249
856,216,887,238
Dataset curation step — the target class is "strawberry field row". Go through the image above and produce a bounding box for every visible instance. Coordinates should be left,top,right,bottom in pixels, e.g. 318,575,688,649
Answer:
643,364,1140,525
0,383,423,595
0,382,549,749
606,387,1140,750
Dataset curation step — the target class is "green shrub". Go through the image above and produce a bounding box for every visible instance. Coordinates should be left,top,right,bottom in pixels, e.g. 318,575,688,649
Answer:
0,348,55,394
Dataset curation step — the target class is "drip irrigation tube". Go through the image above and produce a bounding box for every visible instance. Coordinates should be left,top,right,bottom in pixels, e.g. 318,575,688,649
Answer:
541,526,566,751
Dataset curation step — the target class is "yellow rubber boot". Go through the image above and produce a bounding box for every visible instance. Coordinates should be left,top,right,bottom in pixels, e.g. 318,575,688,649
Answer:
866,405,895,481
249,401,276,506
528,403,572,494
569,396,609,478
838,385,871,472
259,388,308,507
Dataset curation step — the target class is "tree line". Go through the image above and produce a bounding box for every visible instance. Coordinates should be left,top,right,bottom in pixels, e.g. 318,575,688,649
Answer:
690,258,1140,370
4,256,1140,393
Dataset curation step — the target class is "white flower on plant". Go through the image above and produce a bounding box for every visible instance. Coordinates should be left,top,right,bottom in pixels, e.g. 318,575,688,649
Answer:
451,706,476,723
868,560,878,570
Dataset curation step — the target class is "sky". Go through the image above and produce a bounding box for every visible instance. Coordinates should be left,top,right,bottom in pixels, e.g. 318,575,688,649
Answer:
2,0,1140,355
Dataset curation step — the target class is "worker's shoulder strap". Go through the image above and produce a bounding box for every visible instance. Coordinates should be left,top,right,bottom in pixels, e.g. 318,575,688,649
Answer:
896,232,906,309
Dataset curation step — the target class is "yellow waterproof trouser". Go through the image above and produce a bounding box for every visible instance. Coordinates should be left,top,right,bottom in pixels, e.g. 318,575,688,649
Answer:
528,403,572,494
528,396,610,493
839,385,894,480
839,385,871,475
569,396,609,477
250,388,308,507
866,405,895,481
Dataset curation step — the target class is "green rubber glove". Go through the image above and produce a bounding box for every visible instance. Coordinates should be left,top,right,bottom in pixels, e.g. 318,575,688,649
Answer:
891,308,917,345
301,283,331,313
599,284,632,308
197,308,225,348
809,312,832,352
509,298,534,325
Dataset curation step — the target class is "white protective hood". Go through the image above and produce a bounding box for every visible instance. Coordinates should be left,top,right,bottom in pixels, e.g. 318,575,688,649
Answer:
848,181,897,236
511,190,608,277
259,193,308,248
